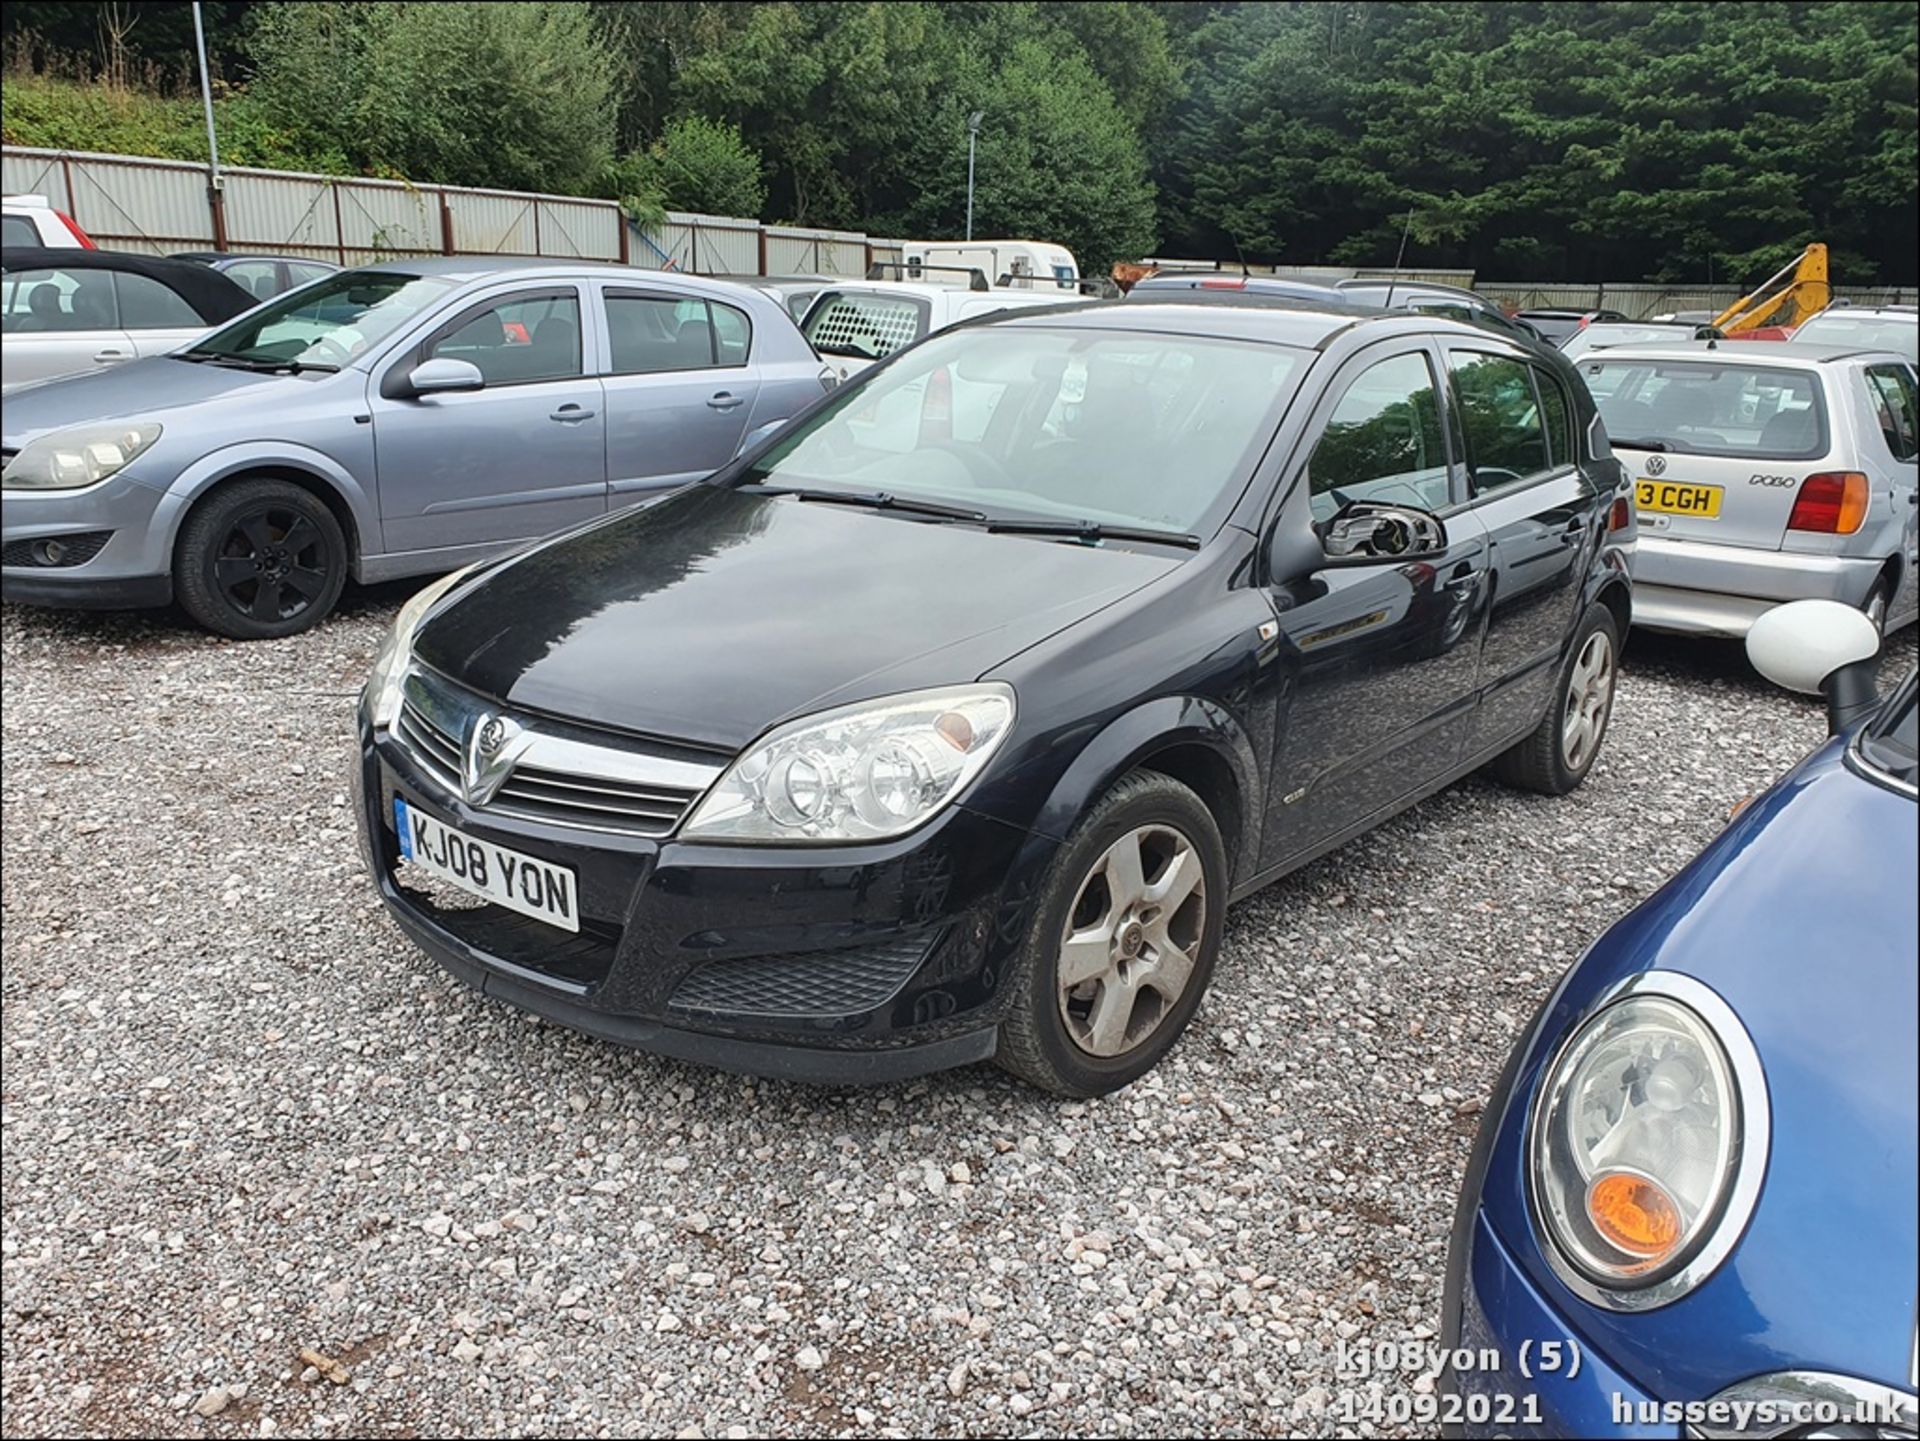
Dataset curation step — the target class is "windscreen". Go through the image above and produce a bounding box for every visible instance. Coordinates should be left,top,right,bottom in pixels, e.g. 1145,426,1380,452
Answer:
186,270,457,366
1584,359,1828,459
743,324,1306,533
1859,673,1917,791
1791,313,1919,364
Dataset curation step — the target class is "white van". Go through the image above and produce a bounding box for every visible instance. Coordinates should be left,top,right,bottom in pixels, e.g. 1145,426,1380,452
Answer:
900,239,1080,293
800,279,1062,382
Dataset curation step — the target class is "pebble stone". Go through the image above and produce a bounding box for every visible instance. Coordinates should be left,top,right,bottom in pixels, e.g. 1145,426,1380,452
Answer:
3,595,1910,1437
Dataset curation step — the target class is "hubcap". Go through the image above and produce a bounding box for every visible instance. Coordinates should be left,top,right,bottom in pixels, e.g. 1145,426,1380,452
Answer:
1056,823,1207,1058
1561,630,1615,771
215,508,330,623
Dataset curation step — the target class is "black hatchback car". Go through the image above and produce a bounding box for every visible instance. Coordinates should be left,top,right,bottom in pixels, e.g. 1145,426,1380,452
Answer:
354,300,1633,1095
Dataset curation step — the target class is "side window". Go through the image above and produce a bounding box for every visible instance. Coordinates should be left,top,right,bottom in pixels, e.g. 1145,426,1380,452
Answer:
605,293,719,374
1865,364,1919,463
0,266,119,332
710,301,750,366
116,272,204,329
2,214,39,247
428,291,581,385
1450,351,1551,493
1306,351,1451,522
287,263,335,288
1534,366,1576,467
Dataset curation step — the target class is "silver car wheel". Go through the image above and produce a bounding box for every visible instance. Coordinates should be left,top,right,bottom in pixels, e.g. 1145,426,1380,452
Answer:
1056,823,1207,1058
1561,630,1615,772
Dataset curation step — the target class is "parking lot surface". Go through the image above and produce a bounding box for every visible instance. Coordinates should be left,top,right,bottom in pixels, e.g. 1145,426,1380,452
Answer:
3,594,1913,1439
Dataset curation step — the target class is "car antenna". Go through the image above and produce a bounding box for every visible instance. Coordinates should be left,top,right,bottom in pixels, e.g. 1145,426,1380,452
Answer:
1387,207,1415,310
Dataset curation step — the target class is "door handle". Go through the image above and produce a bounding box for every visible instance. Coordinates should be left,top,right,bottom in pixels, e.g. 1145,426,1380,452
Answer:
707,392,744,411
1558,518,1586,546
92,349,128,364
549,404,596,423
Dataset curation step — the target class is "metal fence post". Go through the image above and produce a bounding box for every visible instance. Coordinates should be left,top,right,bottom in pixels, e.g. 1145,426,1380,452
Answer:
439,191,455,254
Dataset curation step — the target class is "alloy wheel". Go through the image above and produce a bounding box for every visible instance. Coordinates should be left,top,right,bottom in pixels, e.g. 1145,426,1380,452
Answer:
1056,823,1207,1058
214,507,333,624
1561,629,1615,771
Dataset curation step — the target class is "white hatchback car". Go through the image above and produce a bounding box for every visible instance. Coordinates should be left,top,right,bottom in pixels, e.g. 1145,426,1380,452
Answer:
1,194,95,249
1579,340,1918,636
800,280,1062,383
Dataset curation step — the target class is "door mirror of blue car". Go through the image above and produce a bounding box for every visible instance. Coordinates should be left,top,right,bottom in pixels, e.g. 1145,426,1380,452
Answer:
405,357,486,396
1746,598,1883,733
734,417,788,460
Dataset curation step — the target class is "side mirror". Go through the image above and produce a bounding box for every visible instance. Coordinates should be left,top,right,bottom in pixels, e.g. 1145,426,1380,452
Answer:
404,357,485,396
1321,503,1448,562
1745,599,1882,733
734,417,788,459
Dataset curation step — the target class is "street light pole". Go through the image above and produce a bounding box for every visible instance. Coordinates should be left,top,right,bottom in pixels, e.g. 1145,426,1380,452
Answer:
965,111,984,242
191,1,227,250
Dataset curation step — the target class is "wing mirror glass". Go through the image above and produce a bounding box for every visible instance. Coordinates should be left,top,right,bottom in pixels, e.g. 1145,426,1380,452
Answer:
1320,503,1449,562
405,357,485,396
1745,598,1882,733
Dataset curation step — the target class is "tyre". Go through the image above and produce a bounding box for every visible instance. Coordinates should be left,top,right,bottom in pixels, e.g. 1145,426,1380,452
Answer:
996,769,1228,1097
1488,601,1619,796
174,479,348,639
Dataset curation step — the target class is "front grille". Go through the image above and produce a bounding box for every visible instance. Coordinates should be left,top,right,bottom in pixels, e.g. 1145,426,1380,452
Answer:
2,529,112,568
669,935,935,1019
392,668,723,839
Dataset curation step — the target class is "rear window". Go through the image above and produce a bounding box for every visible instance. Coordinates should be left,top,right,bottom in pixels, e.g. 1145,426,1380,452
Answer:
1585,359,1828,460
2,214,39,247
803,291,929,361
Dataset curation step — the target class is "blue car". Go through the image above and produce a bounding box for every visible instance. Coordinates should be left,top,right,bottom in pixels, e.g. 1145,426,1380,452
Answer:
1442,599,1917,1438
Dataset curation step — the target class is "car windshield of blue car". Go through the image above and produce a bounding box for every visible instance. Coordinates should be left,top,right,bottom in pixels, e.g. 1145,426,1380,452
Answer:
739,325,1307,534
1858,672,1917,791
183,271,457,369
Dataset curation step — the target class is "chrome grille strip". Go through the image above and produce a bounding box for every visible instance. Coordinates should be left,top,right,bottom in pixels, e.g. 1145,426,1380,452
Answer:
390,666,726,838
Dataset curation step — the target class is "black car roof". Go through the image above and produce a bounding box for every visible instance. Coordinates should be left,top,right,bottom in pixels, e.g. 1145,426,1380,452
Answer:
2,244,256,323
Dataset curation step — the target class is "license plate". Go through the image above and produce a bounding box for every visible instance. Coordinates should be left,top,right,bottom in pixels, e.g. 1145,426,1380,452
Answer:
1635,479,1723,518
394,797,579,933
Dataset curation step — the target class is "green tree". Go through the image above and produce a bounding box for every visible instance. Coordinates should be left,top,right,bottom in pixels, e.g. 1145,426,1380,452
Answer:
615,114,767,218
248,1,617,193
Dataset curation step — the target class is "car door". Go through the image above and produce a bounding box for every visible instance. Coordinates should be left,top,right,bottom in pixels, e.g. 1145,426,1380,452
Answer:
116,270,224,360
370,284,606,554
597,286,763,507
1860,362,1920,627
1443,347,1600,755
1261,342,1492,870
0,263,135,388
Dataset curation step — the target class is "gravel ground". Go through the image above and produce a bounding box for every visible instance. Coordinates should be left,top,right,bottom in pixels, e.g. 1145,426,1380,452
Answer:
3,591,1914,1440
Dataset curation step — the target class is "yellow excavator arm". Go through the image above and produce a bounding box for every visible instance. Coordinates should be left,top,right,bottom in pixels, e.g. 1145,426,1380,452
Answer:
1712,243,1831,334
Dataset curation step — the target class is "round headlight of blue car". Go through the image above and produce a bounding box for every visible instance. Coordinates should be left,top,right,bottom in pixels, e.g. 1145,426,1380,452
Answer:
1527,972,1770,1311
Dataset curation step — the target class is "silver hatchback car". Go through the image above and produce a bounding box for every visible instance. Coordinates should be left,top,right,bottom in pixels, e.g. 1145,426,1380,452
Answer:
2,258,833,636
1579,340,1918,637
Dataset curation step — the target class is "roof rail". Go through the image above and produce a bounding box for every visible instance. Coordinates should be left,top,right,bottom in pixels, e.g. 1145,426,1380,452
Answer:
866,261,989,292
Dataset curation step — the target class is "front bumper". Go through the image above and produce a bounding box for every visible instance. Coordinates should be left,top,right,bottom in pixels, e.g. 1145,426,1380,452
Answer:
353,717,1053,1083
1631,535,1882,638
1,476,178,611
1443,1214,1671,1438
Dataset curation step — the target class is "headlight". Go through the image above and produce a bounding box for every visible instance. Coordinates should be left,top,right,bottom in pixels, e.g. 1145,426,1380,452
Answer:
361,564,480,731
1,423,163,490
681,684,1015,843
1528,973,1768,1311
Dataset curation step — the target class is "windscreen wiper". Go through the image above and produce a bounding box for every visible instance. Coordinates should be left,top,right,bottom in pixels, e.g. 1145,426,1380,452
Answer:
1609,438,1671,452
743,484,985,522
176,351,339,375
985,518,1201,549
